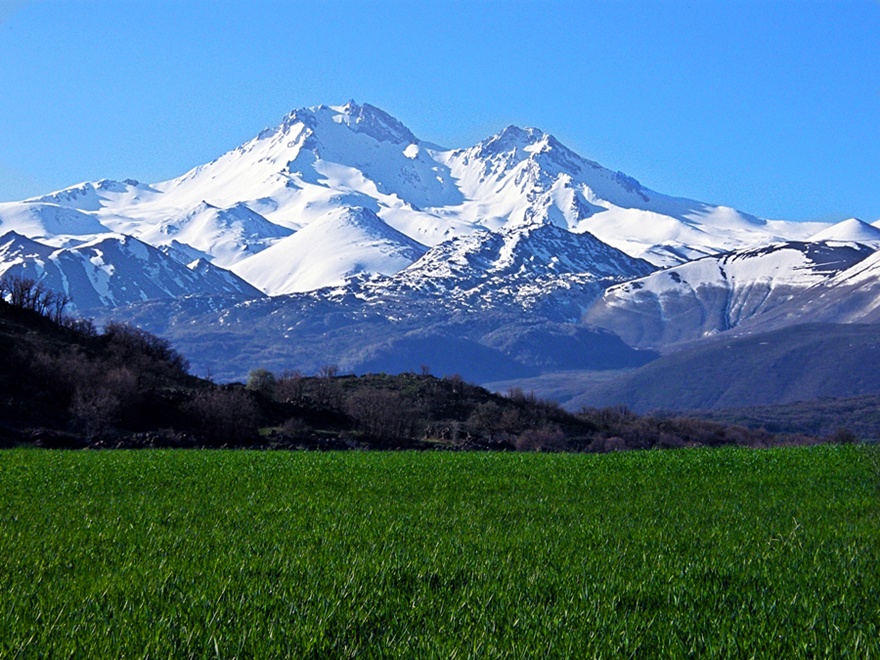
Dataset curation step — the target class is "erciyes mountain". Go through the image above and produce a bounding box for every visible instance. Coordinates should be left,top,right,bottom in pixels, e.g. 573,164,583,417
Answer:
2,101,879,407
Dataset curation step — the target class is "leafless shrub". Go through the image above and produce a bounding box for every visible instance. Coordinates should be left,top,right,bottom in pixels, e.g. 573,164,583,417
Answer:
69,367,138,437
467,402,503,441
279,416,311,441
0,275,71,322
103,321,190,382
829,427,858,444
275,370,305,403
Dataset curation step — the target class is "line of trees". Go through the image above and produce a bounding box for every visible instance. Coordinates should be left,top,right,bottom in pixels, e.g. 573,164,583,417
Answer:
0,275,71,322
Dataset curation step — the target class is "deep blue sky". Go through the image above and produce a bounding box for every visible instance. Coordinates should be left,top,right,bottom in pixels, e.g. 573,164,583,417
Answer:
1,0,877,222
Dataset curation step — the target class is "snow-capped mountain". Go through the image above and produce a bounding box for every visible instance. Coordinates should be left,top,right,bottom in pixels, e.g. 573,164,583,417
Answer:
0,230,260,311
807,218,880,246
4,100,874,388
0,100,833,300
432,124,826,266
584,240,878,349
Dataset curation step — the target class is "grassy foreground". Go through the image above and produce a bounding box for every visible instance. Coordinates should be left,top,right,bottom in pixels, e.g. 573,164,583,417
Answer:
1,446,878,657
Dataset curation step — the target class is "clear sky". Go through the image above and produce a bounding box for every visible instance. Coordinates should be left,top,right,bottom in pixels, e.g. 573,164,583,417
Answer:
0,0,877,222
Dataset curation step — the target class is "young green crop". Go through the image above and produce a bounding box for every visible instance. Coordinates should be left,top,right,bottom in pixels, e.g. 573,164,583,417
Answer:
1,446,877,657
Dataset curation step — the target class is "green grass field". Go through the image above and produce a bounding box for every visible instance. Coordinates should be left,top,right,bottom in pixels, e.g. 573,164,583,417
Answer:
1,446,878,657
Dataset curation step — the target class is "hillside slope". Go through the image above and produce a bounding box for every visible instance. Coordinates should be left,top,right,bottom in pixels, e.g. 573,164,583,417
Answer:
584,241,876,350
568,323,880,412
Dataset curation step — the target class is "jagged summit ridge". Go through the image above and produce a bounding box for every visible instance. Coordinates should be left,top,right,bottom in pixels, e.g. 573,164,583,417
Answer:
269,100,417,145
334,100,418,144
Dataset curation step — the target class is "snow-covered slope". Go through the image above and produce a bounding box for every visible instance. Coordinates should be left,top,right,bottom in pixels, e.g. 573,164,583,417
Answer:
231,206,427,294
135,201,292,267
26,178,160,211
0,230,261,311
584,240,877,349
0,202,112,244
808,218,880,246
726,247,880,331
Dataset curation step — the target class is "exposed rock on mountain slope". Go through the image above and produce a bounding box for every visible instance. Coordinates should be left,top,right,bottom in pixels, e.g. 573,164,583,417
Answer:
584,240,877,350
0,231,260,311
103,221,658,382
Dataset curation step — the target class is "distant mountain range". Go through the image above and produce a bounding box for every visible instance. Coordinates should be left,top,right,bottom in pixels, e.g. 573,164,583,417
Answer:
2,101,879,405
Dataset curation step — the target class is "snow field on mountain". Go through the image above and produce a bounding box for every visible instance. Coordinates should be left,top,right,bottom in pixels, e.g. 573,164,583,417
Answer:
808,218,880,245
230,207,427,295
0,202,111,244
586,240,879,349
136,201,292,268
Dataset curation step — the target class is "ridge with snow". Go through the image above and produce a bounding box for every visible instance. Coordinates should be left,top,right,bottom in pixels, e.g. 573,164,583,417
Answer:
584,240,878,349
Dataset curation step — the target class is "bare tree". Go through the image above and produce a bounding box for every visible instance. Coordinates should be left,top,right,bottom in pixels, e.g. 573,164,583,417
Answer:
345,389,418,442
0,275,71,321
183,388,259,446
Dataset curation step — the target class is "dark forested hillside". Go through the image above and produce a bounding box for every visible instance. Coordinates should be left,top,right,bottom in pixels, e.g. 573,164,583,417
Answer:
0,282,850,450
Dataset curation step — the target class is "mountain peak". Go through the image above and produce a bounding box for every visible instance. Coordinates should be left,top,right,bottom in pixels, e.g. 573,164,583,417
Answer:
333,100,417,144
477,125,547,156
469,125,589,176
268,101,417,146
809,217,880,244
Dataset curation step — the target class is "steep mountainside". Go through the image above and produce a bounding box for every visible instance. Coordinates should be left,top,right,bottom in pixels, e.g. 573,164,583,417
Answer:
724,248,880,333
585,240,877,350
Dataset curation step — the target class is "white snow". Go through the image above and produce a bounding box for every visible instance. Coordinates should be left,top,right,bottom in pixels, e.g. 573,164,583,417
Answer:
230,206,427,295
0,101,844,296
808,218,880,245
